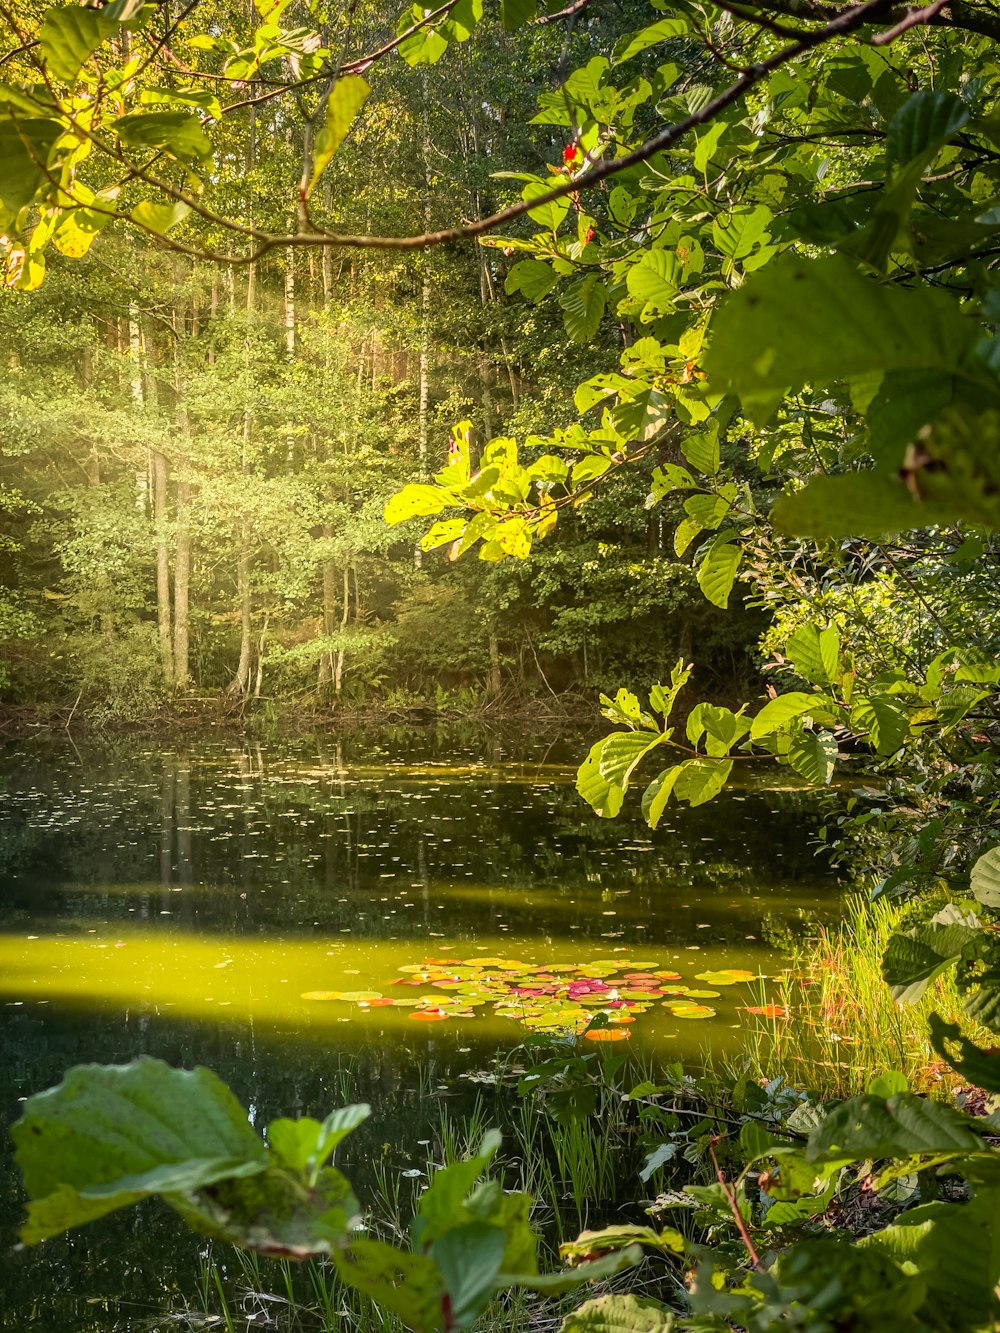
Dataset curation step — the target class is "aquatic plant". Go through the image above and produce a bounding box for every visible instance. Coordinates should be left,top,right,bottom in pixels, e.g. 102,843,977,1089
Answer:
300,957,766,1039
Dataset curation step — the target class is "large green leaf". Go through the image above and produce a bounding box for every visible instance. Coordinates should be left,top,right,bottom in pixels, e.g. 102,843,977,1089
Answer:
411,1130,502,1250
861,1190,1000,1327
971,845,1000,909
12,1059,268,1244
560,275,606,343
577,731,665,819
335,1240,444,1333
697,532,742,609
806,1092,984,1163
505,259,559,302
113,111,212,165
0,117,64,212
772,472,958,539
705,254,980,423
170,1162,359,1257
929,1016,1000,1093
887,90,970,165
882,905,982,1003
560,1293,676,1333
785,728,837,785
786,623,840,686
40,5,120,84
750,692,821,741
851,695,909,756
430,1223,506,1328
307,76,371,197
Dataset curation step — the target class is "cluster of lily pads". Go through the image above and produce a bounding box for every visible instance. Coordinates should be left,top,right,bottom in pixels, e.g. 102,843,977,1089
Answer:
302,957,767,1039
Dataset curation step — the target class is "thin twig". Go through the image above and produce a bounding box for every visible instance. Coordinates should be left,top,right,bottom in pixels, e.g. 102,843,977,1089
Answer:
708,1138,763,1271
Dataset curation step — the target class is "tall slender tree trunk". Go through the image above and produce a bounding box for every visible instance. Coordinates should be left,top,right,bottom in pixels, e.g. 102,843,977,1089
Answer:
174,481,191,687
172,281,191,689
415,70,432,568
152,450,174,685
334,565,349,695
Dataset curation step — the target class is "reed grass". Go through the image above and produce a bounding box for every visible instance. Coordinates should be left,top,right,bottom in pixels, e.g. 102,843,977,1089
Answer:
737,894,991,1101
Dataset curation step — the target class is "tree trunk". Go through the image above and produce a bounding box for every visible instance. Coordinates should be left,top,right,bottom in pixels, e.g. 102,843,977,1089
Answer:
231,535,253,699
415,70,432,568
174,480,191,688
152,450,174,685
334,565,349,696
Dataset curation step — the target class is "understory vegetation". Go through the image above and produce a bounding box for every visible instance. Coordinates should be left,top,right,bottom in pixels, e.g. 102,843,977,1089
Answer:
5,0,1000,1328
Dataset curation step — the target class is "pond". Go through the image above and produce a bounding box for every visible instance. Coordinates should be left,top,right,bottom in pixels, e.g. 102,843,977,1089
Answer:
0,725,840,1328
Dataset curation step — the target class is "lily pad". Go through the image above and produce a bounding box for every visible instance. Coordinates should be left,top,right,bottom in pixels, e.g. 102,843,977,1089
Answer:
300,991,341,1001
694,969,757,986
584,1028,630,1042
743,1004,788,1018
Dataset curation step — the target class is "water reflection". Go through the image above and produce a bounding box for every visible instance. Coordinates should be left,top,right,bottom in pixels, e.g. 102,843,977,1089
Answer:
0,726,841,1329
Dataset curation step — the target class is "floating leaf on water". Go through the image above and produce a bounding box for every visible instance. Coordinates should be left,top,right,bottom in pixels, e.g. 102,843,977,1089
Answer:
585,1028,630,1042
683,989,720,999
409,1010,448,1022
654,971,682,981
608,1015,635,1025
339,991,383,1004
300,991,341,1002
365,998,393,1007
694,969,757,986
671,1005,716,1019
389,999,422,1007
743,1004,788,1018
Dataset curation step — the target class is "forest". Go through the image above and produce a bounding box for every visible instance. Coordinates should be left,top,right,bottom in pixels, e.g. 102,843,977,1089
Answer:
2,0,1000,1330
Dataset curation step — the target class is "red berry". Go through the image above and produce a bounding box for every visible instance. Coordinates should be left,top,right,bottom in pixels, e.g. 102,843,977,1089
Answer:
563,144,579,165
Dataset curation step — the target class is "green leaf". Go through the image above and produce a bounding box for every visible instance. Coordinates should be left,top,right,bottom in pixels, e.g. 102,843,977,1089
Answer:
786,623,839,686
672,756,733,806
613,18,688,64
170,1162,358,1257
384,484,456,524
266,1104,370,1179
560,275,606,343
750,692,821,741
40,5,119,84
882,905,982,1003
505,259,558,302
130,200,191,235
860,1191,1000,1327
0,117,64,212
412,1130,502,1250
504,1245,643,1294
577,731,664,818
972,846,1000,910
626,250,681,309
113,111,212,165
641,764,683,829
887,91,970,165
806,1092,984,1163
335,1240,444,1333
500,0,537,31
680,427,720,476
431,1223,506,1329
705,254,980,424
307,75,370,197
12,1059,268,1244
851,695,909,756
522,180,571,231
697,533,742,609
785,728,837,784
929,1016,1000,1093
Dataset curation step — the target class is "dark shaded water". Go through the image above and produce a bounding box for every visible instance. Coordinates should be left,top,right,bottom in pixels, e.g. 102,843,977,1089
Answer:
0,725,840,1329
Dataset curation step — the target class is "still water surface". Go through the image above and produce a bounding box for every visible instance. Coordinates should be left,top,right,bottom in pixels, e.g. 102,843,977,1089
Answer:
0,726,840,1328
